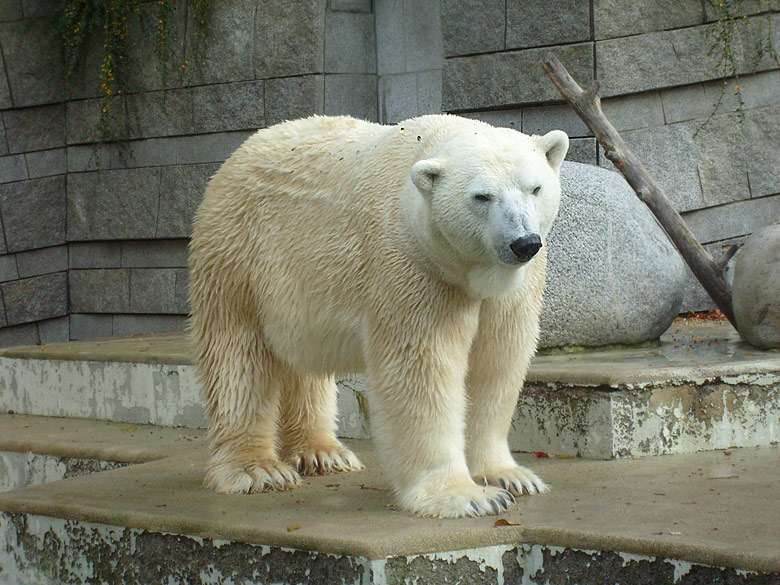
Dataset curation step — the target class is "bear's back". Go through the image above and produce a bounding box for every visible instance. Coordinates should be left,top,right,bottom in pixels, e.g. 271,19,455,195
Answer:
208,116,387,210
203,115,501,220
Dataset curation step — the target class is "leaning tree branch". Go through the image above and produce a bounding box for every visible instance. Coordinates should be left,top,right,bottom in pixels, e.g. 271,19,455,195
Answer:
540,53,738,331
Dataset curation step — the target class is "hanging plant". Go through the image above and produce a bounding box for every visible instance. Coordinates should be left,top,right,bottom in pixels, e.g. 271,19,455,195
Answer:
57,0,210,140
703,0,777,126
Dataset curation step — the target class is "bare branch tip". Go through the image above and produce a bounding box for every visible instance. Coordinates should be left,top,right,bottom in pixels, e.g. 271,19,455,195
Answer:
585,80,601,99
715,244,741,272
542,52,560,67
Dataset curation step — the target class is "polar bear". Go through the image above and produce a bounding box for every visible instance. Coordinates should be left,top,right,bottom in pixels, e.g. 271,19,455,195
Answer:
188,114,568,518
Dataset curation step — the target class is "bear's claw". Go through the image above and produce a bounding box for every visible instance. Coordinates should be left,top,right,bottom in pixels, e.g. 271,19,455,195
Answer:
465,488,513,517
473,465,548,497
402,483,515,518
497,490,514,508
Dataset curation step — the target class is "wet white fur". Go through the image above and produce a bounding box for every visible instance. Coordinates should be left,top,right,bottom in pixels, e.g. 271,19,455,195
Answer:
188,114,568,517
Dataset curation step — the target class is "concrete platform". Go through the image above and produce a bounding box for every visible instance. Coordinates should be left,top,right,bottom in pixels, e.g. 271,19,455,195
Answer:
1,321,778,458
1,413,779,584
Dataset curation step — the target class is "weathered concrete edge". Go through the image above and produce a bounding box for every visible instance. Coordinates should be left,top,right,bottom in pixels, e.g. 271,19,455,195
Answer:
4,350,780,392
1,451,132,492
4,514,774,585
0,431,195,465
1,512,371,585
529,366,780,389
0,413,206,464
0,484,778,573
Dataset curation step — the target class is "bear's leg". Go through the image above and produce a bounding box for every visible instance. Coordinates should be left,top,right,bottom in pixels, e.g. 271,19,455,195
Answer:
279,373,364,475
465,295,548,497
365,307,515,518
198,327,300,494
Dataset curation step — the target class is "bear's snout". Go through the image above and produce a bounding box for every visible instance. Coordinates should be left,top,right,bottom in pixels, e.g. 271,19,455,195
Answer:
509,234,542,263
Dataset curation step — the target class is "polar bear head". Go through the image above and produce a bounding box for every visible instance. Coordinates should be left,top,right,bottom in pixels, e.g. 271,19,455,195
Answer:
408,125,568,297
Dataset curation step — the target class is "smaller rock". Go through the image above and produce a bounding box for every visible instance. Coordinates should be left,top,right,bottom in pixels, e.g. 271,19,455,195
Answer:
732,224,780,350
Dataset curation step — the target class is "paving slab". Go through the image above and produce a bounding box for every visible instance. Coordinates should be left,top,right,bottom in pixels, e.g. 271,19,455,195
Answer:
0,413,779,577
0,413,203,464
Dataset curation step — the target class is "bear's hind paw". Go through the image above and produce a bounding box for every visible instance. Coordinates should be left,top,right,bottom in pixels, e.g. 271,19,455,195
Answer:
290,444,365,476
205,459,300,494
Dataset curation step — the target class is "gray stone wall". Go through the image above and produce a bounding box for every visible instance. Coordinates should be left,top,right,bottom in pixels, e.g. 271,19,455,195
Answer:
441,0,780,312
0,0,378,346
0,0,778,347
0,0,70,345
375,0,443,123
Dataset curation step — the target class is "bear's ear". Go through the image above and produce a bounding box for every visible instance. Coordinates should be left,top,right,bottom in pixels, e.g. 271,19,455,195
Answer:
534,130,569,174
410,159,442,196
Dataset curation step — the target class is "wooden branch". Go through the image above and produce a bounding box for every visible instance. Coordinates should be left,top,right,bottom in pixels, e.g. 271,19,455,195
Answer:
541,53,739,331
715,244,740,272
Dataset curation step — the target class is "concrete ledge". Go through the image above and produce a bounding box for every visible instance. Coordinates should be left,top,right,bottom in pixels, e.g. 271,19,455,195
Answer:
0,355,206,428
513,322,780,458
0,414,204,464
0,414,779,579
0,351,370,440
1,322,778,458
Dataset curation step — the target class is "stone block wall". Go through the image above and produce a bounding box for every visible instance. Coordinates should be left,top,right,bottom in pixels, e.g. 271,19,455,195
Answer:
375,0,443,123
441,0,780,311
0,0,69,346
0,0,378,346
0,0,778,347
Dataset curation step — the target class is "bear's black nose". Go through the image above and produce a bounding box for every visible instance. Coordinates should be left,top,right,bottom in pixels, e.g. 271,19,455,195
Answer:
510,234,542,263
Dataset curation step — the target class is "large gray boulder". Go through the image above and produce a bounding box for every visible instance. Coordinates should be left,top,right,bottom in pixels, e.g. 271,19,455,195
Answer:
539,162,686,348
732,224,780,350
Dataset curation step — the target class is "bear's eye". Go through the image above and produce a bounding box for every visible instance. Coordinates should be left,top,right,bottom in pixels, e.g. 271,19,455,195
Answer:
474,193,492,203
532,186,541,195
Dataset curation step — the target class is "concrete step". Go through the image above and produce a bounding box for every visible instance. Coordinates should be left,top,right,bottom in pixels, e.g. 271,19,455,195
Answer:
0,321,779,458
515,320,780,458
0,330,371,441
1,414,779,584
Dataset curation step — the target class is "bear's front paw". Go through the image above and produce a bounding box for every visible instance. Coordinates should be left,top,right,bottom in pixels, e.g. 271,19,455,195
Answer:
205,458,300,494
287,442,365,476
473,465,548,497
400,481,515,518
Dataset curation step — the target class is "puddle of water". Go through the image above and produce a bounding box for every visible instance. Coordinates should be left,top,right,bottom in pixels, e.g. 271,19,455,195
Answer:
534,322,777,373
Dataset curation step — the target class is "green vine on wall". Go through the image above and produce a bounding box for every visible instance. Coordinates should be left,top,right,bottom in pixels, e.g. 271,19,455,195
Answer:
57,0,210,137
704,0,777,123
